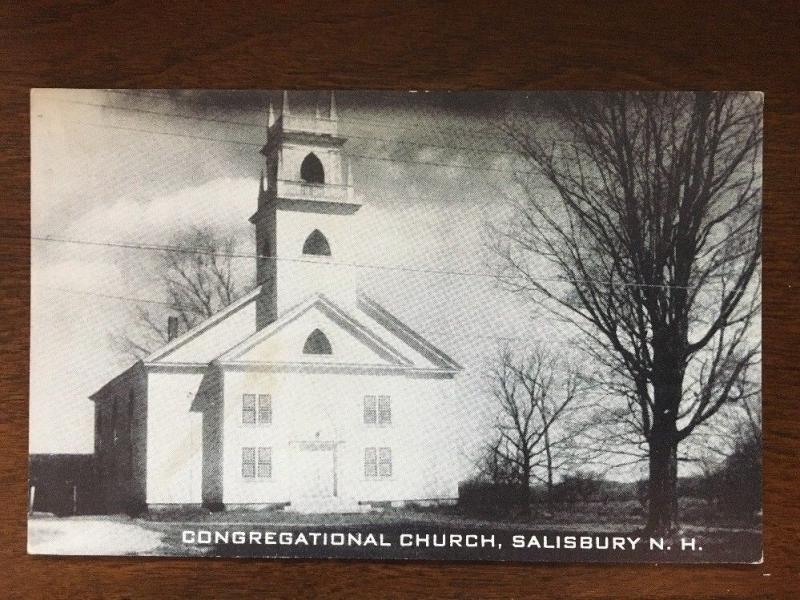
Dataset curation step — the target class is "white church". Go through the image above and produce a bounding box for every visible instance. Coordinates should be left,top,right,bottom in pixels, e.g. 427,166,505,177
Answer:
90,93,462,513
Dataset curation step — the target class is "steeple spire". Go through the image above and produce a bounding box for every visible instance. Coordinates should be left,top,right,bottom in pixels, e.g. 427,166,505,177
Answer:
329,91,337,121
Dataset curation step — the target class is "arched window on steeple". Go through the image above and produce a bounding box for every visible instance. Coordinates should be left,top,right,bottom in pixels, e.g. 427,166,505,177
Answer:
303,329,332,355
300,153,325,184
302,229,331,256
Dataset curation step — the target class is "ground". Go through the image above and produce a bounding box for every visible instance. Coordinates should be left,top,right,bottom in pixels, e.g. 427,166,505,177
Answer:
28,515,163,555
27,501,761,562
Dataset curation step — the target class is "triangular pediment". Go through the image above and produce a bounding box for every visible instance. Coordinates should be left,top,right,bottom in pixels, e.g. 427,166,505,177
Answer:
216,294,414,369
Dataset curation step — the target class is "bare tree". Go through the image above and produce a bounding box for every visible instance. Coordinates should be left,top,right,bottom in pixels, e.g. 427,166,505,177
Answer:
483,345,584,513
476,435,520,487
493,92,762,533
693,391,762,514
114,227,244,359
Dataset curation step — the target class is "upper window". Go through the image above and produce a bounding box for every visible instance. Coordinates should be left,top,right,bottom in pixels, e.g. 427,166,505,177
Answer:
303,329,332,355
242,394,272,425
364,395,391,426
300,153,325,184
302,229,331,256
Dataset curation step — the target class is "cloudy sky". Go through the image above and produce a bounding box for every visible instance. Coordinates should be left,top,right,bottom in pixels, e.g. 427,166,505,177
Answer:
31,90,582,489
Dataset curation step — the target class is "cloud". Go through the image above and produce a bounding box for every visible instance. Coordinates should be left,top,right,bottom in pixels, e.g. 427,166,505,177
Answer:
63,176,257,243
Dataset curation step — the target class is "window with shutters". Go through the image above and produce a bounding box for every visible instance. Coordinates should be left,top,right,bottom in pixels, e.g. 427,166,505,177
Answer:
364,395,391,426
243,447,272,479
365,447,392,479
243,394,272,425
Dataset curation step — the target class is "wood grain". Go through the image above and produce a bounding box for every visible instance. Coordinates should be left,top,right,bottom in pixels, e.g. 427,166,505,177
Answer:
1,1,798,597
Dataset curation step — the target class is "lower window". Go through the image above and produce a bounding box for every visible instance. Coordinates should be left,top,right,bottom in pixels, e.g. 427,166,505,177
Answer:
364,447,392,479
242,446,272,479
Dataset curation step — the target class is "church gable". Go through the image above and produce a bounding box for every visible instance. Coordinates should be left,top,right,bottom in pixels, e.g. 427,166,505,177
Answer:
216,294,413,368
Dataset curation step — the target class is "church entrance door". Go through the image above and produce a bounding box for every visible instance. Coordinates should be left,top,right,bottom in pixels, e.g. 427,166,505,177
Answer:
293,442,336,499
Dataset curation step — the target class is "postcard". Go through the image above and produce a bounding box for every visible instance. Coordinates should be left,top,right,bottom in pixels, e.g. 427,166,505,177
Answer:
28,90,762,562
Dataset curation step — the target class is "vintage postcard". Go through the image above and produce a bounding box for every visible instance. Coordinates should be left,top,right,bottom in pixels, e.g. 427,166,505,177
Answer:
29,90,762,562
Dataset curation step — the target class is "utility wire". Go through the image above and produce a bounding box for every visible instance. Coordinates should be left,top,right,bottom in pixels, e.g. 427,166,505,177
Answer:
101,89,506,141
74,119,533,176
56,97,518,158
77,120,263,148
31,234,510,279
30,235,693,290
33,284,557,343
35,285,197,310
87,90,590,152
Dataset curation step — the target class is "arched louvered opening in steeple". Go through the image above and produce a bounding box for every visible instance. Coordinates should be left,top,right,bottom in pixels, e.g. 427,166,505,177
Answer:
303,328,332,355
302,229,331,256
300,152,325,184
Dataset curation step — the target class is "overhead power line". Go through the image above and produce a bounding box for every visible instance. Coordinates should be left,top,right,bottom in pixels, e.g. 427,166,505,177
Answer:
35,285,197,310
100,89,506,141
56,98,518,158
74,120,532,176
30,235,694,290
33,284,554,343
31,234,508,279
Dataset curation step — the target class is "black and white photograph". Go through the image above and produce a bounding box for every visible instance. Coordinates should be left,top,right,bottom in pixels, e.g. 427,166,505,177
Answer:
28,90,762,563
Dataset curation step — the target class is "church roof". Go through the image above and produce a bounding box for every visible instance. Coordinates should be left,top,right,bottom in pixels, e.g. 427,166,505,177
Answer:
213,292,460,376
143,285,263,366
131,287,460,378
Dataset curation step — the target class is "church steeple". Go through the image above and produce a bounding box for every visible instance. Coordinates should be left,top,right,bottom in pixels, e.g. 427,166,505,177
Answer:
250,91,360,330
329,91,337,121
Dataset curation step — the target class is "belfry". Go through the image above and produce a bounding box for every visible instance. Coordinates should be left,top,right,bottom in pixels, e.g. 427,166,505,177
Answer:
251,91,361,329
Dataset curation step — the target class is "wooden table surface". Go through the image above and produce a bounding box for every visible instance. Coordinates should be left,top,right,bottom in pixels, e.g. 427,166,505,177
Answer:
1,2,798,598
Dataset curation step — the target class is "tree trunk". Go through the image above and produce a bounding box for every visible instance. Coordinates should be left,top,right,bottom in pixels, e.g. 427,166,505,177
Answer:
645,333,685,535
544,428,554,513
646,417,679,534
521,465,532,516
